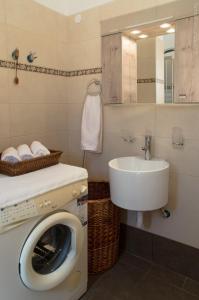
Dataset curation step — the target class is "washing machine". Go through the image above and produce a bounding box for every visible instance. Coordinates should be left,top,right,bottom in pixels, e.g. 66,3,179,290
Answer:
0,164,88,300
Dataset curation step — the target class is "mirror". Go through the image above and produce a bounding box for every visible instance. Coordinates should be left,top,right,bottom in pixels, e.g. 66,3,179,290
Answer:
101,0,199,105
125,24,175,104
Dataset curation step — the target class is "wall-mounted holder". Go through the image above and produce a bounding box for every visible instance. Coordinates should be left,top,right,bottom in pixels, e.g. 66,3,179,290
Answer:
121,136,136,143
27,52,37,63
12,48,19,85
172,127,184,148
121,129,136,143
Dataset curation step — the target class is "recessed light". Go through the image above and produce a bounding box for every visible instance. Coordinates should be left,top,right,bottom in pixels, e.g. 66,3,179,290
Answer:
138,34,148,39
160,23,171,29
167,28,175,33
131,30,141,35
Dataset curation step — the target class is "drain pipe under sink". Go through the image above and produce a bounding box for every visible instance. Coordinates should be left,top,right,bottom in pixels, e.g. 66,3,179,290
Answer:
136,211,144,228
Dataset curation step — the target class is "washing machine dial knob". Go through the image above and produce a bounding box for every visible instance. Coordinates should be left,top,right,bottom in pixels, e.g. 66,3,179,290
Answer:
72,190,78,198
80,185,88,194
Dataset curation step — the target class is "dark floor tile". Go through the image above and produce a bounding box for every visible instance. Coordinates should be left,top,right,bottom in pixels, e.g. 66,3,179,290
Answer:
118,252,151,272
84,260,147,300
87,273,102,289
149,263,185,288
133,275,189,300
120,224,153,260
153,235,199,281
182,291,199,300
184,278,199,297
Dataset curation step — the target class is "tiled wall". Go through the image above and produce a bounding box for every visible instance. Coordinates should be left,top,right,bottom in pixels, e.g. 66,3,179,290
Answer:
0,0,69,161
65,0,199,250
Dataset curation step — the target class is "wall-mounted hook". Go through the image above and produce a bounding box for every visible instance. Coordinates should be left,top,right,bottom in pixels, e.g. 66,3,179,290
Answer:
12,48,19,61
27,52,37,63
12,48,19,84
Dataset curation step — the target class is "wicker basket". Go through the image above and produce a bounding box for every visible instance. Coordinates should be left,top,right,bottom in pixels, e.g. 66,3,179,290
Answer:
0,150,62,176
88,182,121,274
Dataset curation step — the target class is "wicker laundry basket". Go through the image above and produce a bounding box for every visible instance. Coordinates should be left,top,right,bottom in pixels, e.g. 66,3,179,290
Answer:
88,182,121,274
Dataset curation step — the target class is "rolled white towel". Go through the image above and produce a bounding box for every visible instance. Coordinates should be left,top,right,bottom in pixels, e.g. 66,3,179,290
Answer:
17,144,34,161
30,141,50,157
1,147,22,164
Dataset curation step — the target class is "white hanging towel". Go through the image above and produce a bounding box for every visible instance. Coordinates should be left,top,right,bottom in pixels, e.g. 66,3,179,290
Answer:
81,94,103,153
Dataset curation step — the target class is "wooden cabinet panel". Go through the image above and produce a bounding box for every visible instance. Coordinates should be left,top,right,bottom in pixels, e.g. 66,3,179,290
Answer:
191,15,199,102
122,35,137,103
102,33,122,104
102,33,137,104
174,15,199,103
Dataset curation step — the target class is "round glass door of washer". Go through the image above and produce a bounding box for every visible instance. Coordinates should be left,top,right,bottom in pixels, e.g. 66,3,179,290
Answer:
19,211,83,291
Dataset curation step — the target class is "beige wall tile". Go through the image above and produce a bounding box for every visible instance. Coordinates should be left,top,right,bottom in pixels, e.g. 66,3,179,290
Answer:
0,0,6,24
7,71,47,103
10,103,46,137
104,104,156,135
66,103,84,131
0,23,7,59
67,8,101,43
0,69,9,103
43,76,68,103
154,137,199,177
137,83,156,103
56,14,69,44
156,105,199,139
5,0,57,39
56,42,70,70
45,104,68,132
0,138,11,152
68,129,83,166
0,104,10,138
41,131,68,153
67,37,101,70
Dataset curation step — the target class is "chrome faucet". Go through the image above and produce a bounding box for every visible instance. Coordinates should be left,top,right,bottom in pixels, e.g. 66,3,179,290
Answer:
142,135,152,160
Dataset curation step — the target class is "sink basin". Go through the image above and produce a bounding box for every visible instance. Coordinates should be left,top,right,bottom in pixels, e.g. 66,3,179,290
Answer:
109,156,169,211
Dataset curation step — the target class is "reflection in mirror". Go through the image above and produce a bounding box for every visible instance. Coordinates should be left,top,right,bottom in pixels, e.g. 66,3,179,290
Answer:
125,24,175,104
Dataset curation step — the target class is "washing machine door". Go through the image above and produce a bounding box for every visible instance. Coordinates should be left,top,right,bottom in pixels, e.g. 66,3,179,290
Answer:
19,211,83,291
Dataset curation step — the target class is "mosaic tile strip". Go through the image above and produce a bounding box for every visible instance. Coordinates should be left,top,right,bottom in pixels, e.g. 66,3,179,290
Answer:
137,78,164,84
0,60,165,84
0,59,102,77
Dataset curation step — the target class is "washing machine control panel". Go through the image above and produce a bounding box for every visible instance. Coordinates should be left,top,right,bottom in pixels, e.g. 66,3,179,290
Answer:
35,181,87,214
0,200,38,226
0,180,88,233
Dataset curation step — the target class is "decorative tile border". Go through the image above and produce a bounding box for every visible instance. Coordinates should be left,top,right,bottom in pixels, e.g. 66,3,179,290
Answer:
0,60,165,84
67,67,102,77
0,59,102,78
137,78,164,84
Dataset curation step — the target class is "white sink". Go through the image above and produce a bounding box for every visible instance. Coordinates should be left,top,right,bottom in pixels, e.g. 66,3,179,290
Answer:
109,156,169,211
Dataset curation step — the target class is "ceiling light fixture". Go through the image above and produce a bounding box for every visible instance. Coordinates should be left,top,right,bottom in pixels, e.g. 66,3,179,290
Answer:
160,23,171,29
167,28,175,33
138,34,148,39
131,30,141,35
